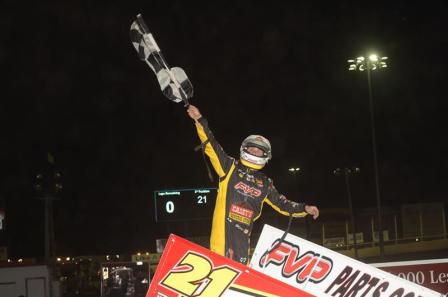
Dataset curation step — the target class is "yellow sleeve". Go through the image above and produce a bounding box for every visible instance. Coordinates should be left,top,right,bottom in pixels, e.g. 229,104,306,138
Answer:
195,118,233,178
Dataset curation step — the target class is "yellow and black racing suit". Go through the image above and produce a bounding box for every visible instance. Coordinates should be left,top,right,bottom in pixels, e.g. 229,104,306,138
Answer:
195,117,308,265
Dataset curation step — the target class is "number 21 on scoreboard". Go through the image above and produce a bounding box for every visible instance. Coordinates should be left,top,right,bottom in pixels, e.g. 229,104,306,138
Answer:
160,252,240,297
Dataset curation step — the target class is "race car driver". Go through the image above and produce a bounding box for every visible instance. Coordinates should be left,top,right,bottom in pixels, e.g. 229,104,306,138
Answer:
187,104,319,265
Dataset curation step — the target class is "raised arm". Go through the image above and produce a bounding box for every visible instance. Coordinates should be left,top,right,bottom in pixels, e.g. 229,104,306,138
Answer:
264,179,319,219
187,105,233,178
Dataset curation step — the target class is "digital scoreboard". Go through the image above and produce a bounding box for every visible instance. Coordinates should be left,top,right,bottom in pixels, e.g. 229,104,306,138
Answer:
154,188,217,222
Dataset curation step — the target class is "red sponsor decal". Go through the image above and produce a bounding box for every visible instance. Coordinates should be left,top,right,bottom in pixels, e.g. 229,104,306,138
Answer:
234,181,262,197
230,204,254,219
259,240,333,284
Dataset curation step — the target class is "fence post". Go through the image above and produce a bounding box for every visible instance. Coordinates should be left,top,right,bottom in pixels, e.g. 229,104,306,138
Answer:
345,220,349,250
322,223,325,246
419,210,423,239
442,207,447,239
394,214,398,244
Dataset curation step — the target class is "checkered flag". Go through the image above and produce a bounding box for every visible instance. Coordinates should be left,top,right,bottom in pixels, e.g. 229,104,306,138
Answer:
130,14,193,106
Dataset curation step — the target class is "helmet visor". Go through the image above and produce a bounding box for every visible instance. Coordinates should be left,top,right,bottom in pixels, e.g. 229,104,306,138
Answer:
242,144,269,158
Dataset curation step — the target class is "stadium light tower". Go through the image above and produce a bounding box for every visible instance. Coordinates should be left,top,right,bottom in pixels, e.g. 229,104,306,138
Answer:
347,54,388,260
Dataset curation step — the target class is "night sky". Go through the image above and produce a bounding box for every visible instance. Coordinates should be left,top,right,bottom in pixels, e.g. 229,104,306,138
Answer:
1,1,447,258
